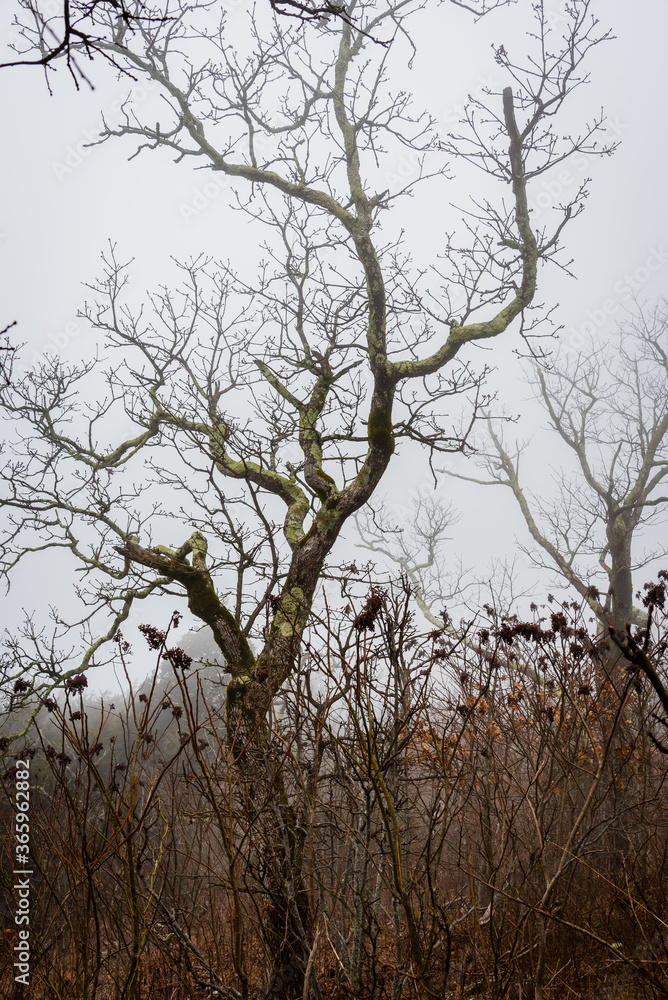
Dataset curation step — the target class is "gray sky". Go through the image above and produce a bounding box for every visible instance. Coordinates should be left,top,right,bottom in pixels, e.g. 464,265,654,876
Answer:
1,0,667,687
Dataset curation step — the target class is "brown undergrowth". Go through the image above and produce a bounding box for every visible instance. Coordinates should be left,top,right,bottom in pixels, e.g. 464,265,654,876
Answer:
1,583,667,1000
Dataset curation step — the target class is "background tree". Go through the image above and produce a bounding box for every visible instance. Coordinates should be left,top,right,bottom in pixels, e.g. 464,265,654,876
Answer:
354,494,468,627
0,0,614,994
450,301,668,633
355,492,533,629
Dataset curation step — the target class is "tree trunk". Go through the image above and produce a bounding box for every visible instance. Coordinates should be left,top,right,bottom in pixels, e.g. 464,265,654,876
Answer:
607,520,634,632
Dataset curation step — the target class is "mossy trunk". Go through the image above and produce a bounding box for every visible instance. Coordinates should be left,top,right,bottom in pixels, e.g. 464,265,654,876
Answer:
607,523,634,633
224,535,337,999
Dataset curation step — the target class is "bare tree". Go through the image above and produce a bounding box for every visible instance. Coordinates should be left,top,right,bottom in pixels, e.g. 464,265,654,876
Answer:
355,491,537,631
0,1,614,994
450,301,668,633
354,494,467,626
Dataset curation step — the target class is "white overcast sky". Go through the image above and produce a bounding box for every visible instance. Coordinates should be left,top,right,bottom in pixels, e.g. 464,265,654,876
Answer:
1,0,667,686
